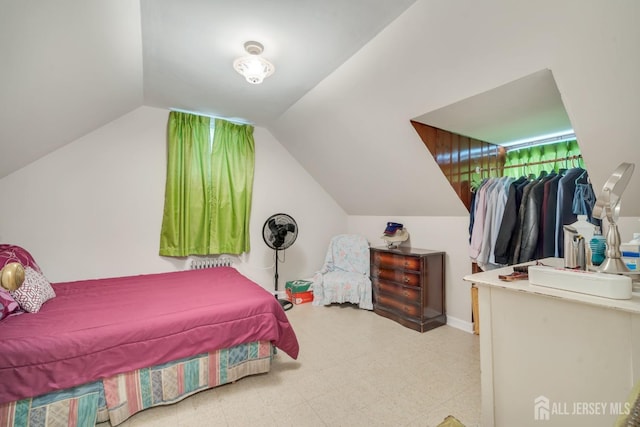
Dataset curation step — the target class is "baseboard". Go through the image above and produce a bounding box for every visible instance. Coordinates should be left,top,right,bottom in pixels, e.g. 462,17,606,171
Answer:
446,315,474,334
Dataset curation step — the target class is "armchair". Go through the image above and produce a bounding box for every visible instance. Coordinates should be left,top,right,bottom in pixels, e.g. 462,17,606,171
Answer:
311,234,372,310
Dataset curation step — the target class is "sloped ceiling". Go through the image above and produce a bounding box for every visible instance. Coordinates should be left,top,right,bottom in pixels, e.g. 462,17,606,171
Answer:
2,0,640,216
0,0,417,178
412,69,573,146
141,0,418,125
0,1,143,179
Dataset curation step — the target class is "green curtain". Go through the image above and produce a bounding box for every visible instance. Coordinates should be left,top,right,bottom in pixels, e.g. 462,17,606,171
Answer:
159,113,255,256
159,111,211,256
208,119,255,254
503,140,584,179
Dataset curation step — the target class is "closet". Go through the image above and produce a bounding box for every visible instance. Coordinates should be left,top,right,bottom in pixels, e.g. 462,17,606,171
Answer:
412,121,595,271
412,121,596,334
469,140,595,271
470,141,597,335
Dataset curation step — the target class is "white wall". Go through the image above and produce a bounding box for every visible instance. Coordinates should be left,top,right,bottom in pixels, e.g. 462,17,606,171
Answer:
0,107,168,282
0,106,347,288
237,126,348,290
348,216,473,331
616,218,640,243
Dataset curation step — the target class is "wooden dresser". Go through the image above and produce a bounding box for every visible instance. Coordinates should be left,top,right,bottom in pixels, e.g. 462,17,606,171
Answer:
370,246,446,332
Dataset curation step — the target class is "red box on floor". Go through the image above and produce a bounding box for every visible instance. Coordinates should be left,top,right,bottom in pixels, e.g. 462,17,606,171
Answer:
286,288,313,304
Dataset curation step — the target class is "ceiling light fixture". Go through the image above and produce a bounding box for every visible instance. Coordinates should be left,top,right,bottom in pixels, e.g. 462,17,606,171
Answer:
233,41,275,85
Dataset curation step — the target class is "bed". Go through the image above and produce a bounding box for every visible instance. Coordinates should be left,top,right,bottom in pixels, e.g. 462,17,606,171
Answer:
0,250,299,427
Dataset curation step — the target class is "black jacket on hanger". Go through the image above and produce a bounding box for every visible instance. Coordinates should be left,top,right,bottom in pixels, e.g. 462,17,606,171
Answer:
493,176,526,265
541,171,563,258
555,167,585,257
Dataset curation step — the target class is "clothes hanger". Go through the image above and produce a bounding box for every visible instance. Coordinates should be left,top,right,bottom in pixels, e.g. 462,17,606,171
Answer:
575,168,587,184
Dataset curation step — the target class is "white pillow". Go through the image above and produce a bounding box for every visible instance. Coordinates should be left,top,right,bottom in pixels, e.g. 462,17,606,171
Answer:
11,266,56,313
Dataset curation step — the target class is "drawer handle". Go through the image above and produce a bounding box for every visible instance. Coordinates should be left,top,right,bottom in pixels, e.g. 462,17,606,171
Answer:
402,290,409,297
403,276,410,283
402,306,409,312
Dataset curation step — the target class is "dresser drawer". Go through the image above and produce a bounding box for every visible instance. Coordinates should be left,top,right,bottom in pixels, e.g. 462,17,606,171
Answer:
375,294,421,318
375,279,421,302
372,252,421,271
372,267,420,286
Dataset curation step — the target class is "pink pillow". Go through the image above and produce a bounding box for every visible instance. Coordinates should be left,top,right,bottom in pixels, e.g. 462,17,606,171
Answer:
0,245,42,274
0,289,21,320
11,267,55,313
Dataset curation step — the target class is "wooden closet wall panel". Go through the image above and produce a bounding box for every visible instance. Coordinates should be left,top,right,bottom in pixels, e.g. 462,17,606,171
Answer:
459,136,472,203
450,133,461,194
411,121,505,211
436,128,452,179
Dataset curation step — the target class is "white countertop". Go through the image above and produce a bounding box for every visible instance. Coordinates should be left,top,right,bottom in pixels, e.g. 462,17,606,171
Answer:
464,258,640,315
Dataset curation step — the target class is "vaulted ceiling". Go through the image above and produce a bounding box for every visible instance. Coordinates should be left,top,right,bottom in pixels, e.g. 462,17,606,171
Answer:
0,0,417,177
2,0,639,216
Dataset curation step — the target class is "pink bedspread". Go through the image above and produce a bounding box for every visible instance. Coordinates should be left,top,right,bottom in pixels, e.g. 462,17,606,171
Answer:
0,267,299,404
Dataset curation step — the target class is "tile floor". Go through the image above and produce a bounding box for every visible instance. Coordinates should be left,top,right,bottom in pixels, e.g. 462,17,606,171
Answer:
109,304,481,427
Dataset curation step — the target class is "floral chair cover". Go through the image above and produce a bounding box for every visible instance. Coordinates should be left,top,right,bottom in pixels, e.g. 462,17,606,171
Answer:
312,234,372,310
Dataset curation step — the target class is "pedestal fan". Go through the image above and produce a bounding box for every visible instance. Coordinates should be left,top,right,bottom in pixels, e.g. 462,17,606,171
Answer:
262,213,298,311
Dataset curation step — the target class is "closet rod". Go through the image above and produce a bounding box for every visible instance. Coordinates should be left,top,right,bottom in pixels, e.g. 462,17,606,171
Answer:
503,154,582,169
473,154,583,177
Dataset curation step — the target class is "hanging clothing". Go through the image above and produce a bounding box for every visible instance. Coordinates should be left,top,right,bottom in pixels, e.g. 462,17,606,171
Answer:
511,179,538,264
468,186,478,243
469,146,596,268
469,179,494,259
476,177,513,270
541,171,563,258
493,176,526,265
536,171,558,258
518,173,555,263
554,168,586,257
573,177,596,217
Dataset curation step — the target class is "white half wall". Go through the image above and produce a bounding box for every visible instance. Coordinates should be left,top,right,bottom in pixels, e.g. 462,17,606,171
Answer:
0,106,347,287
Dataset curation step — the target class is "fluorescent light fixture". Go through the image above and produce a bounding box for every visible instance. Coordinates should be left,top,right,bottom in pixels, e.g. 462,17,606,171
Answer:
233,41,275,85
501,129,576,149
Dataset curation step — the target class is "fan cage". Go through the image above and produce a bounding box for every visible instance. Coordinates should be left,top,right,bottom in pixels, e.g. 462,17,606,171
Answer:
263,213,298,250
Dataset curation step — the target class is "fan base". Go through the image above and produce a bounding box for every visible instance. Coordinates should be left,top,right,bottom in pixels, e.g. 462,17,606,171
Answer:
277,298,293,311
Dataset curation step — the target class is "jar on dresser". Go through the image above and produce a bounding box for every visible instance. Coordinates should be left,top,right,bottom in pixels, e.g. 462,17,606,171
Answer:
370,246,446,332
